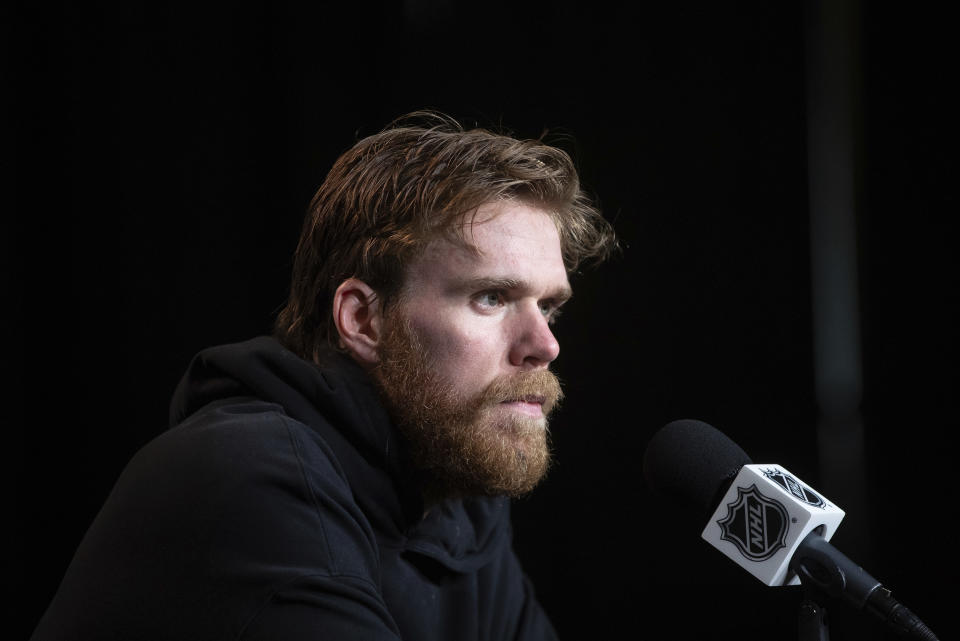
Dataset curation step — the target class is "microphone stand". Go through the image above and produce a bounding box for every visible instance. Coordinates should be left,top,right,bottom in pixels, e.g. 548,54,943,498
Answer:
791,531,939,641
797,581,831,641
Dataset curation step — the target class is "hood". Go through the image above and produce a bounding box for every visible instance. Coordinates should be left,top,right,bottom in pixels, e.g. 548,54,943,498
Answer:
169,336,393,470
168,336,510,573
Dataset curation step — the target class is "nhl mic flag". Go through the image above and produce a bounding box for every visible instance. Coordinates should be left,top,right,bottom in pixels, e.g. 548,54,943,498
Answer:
702,464,845,586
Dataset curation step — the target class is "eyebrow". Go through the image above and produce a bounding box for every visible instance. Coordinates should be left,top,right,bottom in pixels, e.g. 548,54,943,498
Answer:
459,277,574,303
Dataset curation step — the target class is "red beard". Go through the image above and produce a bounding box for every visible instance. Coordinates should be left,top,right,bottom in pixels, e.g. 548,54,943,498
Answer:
373,315,562,501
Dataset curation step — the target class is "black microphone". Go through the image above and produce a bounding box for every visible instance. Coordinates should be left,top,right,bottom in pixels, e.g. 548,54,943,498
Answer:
643,419,939,641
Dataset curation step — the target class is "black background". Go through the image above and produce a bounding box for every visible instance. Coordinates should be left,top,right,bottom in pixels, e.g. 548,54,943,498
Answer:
11,2,956,640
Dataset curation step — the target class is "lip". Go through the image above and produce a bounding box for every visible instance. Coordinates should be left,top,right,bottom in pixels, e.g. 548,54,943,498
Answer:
500,396,546,417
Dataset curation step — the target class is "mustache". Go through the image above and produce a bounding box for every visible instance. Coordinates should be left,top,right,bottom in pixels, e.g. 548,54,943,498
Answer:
476,369,564,416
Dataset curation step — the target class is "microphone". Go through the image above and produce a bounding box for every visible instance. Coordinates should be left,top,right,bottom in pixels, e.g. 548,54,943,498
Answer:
643,419,938,641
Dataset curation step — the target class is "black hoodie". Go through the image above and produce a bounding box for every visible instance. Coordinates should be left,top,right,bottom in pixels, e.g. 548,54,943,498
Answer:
32,337,558,641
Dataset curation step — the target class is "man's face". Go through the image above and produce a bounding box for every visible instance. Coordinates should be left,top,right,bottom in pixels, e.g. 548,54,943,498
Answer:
374,200,571,499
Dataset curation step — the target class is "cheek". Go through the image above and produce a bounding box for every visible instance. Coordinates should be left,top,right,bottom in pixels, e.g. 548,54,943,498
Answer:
409,316,505,388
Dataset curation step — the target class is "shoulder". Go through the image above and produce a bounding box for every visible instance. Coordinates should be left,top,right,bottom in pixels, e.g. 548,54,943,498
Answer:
152,397,346,480
116,396,380,579
32,397,398,640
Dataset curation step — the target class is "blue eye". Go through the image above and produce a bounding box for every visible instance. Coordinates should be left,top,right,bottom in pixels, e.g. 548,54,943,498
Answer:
476,291,503,308
539,301,563,324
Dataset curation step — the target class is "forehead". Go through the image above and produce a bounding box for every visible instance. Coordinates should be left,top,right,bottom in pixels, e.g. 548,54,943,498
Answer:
403,200,571,297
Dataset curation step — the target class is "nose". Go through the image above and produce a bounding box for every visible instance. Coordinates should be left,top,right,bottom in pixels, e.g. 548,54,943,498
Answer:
508,302,560,368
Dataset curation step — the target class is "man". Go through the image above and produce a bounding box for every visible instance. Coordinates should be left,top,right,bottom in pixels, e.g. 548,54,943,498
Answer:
32,112,616,640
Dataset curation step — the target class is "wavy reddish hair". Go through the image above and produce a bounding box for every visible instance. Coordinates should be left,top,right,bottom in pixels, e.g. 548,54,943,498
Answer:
275,111,617,362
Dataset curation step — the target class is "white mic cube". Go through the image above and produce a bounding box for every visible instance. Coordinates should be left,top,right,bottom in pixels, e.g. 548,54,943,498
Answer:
701,464,845,586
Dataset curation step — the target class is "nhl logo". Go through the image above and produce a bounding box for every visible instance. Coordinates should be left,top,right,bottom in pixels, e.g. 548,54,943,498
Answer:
717,484,789,561
762,468,826,508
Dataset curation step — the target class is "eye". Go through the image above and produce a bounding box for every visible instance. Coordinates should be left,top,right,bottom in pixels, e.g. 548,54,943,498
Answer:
474,291,505,310
539,300,564,325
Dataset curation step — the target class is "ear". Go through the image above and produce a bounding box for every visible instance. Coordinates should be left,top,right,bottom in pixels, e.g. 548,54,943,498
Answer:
332,278,384,366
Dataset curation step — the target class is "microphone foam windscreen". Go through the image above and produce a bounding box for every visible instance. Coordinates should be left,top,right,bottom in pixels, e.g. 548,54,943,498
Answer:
643,419,752,519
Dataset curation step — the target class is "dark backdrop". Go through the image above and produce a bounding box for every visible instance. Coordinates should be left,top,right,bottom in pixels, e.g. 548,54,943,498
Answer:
12,2,955,639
